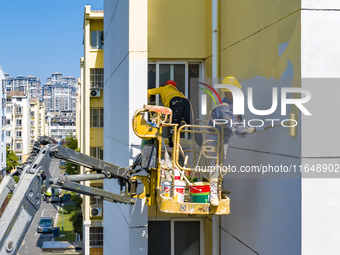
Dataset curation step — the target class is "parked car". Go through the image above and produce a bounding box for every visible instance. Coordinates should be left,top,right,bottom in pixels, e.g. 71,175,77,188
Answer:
37,216,54,233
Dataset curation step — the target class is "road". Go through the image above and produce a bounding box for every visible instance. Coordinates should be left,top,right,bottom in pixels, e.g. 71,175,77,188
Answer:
18,158,63,255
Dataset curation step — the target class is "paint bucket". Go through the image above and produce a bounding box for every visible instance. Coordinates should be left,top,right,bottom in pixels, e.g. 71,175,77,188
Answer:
174,167,180,180
189,182,210,203
161,180,186,203
173,180,186,203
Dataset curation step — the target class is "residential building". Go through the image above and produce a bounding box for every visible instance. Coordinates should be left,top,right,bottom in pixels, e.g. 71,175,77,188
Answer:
4,74,41,99
42,72,77,112
49,111,76,143
6,91,30,164
102,1,340,255
29,99,49,148
78,6,104,255
0,67,6,177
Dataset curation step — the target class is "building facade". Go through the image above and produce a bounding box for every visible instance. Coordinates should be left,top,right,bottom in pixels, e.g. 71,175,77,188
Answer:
78,6,104,255
4,74,41,99
5,91,30,164
42,72,77,112
0,67,7,177
29,99,49,148
102,1,340,255
48,111,76,143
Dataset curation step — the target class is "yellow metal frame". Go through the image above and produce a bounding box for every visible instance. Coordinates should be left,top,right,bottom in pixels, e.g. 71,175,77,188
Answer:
131,105,230,215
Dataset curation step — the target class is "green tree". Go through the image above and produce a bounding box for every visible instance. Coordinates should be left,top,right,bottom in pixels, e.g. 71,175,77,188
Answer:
69,194,83,236
63,135,79,175
6,147,19,173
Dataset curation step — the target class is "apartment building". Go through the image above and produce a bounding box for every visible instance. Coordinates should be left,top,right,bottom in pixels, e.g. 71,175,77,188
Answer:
78,6,104,255
0,67,6,177
102,1,340,255
42,72,77,112
29,99,49,148
49,111,76,143
4,74,41,99
6,91,30,164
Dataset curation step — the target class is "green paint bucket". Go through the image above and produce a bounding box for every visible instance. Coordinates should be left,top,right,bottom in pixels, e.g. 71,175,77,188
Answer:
190,182,210,203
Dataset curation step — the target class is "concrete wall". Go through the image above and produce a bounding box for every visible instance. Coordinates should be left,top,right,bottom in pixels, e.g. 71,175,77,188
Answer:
215,1,302,254
103,0,148,254
300,2,340,254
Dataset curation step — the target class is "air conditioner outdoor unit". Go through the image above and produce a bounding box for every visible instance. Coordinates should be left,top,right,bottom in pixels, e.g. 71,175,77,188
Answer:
90,90,101,97
90,206,103,217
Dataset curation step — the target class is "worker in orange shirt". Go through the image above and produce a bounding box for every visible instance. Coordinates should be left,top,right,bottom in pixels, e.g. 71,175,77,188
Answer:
148,80,191,149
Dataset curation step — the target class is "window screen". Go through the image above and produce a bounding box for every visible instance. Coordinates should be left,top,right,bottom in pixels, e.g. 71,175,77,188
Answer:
148,221,171,255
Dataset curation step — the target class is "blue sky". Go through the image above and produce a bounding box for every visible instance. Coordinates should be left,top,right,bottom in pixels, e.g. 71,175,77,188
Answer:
0,0,103,84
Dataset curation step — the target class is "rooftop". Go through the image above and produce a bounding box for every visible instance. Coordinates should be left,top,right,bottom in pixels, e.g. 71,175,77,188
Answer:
7,91,26,97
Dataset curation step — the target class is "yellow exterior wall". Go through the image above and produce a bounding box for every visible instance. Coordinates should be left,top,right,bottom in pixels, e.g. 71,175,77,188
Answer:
90,129,103,147
90,248,103,255
81,7,104,255
148,0,206,59
88,51,104,69
219,1,301,80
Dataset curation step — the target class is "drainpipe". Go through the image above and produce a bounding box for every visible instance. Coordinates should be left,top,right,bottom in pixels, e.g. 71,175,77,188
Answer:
212,0,220,255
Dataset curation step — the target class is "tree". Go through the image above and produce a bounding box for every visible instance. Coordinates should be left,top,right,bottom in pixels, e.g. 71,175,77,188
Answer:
69,194,83,236
6,147,19,173
63,135,80,175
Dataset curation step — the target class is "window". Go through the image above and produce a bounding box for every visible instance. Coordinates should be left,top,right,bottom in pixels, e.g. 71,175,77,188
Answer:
149,62,203,138
90,108,104,128
15,106,23,114
90,184,103,206
30,130,34,136
90,31,103,49
148,219,204,255
15,143,22,151
6,107,11,113
30,111,35,118
6,131,10,137
6,119,10,125
16,119,22,127
16,131,22,138
90,147,103,160
17,98,22,101
30,121,34,126
90,69,104,88
89,227,103,247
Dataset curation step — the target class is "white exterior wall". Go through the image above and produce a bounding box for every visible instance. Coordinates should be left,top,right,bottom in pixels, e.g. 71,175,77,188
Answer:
0,67,6,174
300,2,340,254
103,0,148,254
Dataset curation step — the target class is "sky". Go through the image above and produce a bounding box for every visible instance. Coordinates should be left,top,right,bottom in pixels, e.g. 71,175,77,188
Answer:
0,0,103,84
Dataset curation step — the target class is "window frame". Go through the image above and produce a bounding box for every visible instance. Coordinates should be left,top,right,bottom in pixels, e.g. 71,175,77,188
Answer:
90,68,104,88
90,30,104,50
148,218,204,255
90,108,104,128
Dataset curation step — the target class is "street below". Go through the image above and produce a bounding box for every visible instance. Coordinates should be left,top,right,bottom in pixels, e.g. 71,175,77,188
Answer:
18,159,62,255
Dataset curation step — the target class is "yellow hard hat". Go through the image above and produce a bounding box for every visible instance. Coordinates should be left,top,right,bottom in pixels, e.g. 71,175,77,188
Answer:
221,76,241,92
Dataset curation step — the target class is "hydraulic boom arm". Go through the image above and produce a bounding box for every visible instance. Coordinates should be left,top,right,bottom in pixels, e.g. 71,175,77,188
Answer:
0,136,139,255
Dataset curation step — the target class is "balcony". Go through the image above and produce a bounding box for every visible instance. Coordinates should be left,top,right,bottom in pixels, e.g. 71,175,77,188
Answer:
14,148,23,153
15,112,23,116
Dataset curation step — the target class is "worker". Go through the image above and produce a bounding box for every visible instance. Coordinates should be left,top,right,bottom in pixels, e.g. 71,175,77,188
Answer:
148,80,191,149
207,76,266,206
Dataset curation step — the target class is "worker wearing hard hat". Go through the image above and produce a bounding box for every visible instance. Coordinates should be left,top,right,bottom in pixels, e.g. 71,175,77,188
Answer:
208,76,266,207
148,80,191,148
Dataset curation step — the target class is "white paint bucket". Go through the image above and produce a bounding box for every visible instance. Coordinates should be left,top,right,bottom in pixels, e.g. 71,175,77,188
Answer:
161,180,186,203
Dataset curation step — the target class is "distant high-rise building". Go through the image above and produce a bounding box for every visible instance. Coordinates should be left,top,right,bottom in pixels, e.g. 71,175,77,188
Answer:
4,74,41,99
42,72,77,112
